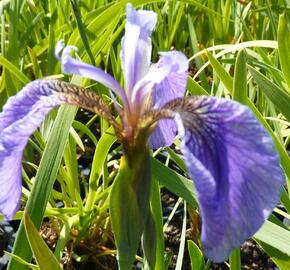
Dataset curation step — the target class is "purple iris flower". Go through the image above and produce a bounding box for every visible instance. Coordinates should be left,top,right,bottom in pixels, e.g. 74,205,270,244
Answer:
0,3,284,262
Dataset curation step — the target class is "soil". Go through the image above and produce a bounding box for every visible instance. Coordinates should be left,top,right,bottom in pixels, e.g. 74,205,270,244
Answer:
161,189,278,270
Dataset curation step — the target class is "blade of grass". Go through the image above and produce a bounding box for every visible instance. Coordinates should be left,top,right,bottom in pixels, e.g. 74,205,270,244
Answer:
151,157,197,209
188,240,205,270
254,220,290,269
70,0,96,65
278,14,290,90
233,50,247,104
175,202,187,270
187,17,210,92
0,56,30,84
23,212,62,270
187,76,209,96
46,0,58,75
206,50,233,92
229,248,241,270
248,66,290,122
150,179,165,270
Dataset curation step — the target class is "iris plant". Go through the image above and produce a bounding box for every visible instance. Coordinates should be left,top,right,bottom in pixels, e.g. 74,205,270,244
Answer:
0,3,285,268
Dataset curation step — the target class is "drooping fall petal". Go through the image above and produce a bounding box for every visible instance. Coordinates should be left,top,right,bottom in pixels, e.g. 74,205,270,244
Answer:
164,96,284,262
0,80,114,219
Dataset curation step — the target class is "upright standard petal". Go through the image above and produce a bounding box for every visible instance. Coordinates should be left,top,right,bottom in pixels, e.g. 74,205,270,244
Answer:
121,3,157,94
164,96,284,262
0,80,115,219
146,52,188,148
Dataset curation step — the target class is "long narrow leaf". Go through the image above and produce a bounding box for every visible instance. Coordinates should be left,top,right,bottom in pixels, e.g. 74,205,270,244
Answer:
233,50,247,104
249,66,290,122
188,240,205,270
151,158,197,208
206,50,233,92
278,14,290,90
23,212,62,270
0,55,30,84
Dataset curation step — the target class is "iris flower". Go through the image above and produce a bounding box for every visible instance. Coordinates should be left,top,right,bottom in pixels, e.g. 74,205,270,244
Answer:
0,3,284,264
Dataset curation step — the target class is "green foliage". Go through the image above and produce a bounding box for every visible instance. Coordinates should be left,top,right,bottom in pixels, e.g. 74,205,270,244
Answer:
0,1,289,269
229,249,241,270
23,212,62,270
110,150,152,269
188,240,205,270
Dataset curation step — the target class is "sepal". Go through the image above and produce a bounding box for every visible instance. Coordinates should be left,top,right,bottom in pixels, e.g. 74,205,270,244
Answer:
109,148,151,269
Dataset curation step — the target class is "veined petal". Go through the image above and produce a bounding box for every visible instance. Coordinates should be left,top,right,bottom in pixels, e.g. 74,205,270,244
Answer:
121,3,157,94
148,118,177,148
0,81,61,219
165,96,284,262
143,52,188,148
0,151,22,220
133,51,188,104
56,41,128,107
0,80,115,219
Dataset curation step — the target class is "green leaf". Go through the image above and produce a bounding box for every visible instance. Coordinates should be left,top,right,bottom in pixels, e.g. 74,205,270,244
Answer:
281,188,290,214
254,220,290,270
278,14,290,90
27,47,42,78
150,179,165,270
168,3,184,48
256,238,290,270
248,66,290,122
229,248,241,270
0,55,30,84
151,157,198,208
8,106,76,270
110,150,151,270
46,0,58,75
4,252,38,270
187,17,210,92
70,0,96,65
206,50,233,93
175,203,187,270
142,211,157,269
254,220,290,256
23,212,62,270
187,76,209,96
166,147,187,172
233,50,247,104
84,125,116,212
69,127,85,151
187,240,205,270
72,120,98,147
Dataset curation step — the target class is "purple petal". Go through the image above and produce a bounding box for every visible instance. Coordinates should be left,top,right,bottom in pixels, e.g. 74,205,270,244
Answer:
121,3,157,95
148,119,177,148
0,80,63,219
0,80,112,220
147,52,188,148
56,42,128,107
171,96,284,262
0,153,22,220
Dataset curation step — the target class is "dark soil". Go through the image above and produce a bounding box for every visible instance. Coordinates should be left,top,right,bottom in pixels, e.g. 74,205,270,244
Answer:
161,189,278,270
